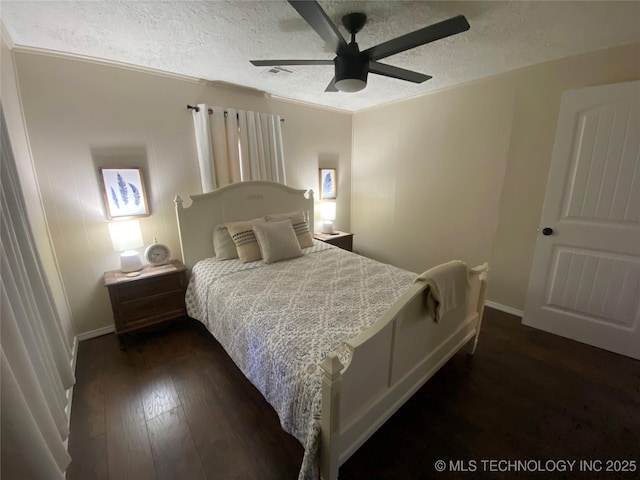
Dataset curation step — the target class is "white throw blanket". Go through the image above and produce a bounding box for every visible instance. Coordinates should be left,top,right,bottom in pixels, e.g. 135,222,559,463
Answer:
415,260,469,321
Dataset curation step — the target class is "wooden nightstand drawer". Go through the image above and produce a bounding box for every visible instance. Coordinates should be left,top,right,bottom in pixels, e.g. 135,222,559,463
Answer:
116,274,183,302
118,291,186,329
104,260,188,342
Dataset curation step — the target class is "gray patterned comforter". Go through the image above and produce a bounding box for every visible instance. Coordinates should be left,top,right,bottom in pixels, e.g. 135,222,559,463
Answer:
185,242,416,479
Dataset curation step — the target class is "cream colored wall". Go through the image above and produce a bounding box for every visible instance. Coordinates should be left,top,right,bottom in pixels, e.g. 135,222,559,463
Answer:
12,50,352,335
1,33,75,344
352,43,640,312
352,76,514,272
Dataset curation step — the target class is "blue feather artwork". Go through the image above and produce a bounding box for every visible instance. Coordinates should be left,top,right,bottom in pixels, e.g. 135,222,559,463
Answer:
101,168,148,219
110,186,120,209
117,173,129,205
322,173,332,197
321,169,336,199
128,183,141,206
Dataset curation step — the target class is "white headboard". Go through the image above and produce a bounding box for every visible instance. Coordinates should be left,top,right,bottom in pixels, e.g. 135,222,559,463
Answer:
175,181,314,270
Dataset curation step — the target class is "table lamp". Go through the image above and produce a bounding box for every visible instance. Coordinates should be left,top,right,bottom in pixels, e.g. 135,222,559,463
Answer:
108,220,144,273
320,201,337,234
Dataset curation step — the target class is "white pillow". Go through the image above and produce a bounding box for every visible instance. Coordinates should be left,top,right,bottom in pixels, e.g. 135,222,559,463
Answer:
212,224,238,260
252,219,303,264
265,210,314,248
226,217,266,263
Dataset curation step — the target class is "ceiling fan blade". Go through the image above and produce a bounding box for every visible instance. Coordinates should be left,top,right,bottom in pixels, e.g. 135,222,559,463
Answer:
250,60,334,66
324,77,338,92
288,0,350,56
369,61,432,83
363,15,470,61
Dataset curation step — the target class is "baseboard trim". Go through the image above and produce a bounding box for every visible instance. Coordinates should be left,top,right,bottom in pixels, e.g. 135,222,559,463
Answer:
485,300,524,318
70,335,79,373
64,335,79,452
76,324,115,341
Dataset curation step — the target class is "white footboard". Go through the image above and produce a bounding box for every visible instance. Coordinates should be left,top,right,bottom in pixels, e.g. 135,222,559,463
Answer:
319,263,488,480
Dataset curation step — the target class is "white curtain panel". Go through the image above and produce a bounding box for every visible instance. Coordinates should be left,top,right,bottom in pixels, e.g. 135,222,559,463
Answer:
192,104,285,192
192,104,217,192
1,108,75,478
270,113,286,184
224,107,242,183
239,111,286,184
209,106,242,186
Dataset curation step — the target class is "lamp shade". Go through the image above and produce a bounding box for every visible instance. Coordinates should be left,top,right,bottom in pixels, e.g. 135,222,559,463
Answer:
108,220,143,251
108,220,144,273
320,201,336,221
320,201,337,234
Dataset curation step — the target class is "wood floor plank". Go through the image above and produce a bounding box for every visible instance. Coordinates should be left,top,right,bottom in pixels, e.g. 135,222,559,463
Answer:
67,434,108,480
68,377,105,446
103,335,156,480
146,406,206,480
194,337,304,477
74,333,106,383
137,366,181,422
105,418,156,480
126,319,194,370
170,353,258,479
69,335,106,446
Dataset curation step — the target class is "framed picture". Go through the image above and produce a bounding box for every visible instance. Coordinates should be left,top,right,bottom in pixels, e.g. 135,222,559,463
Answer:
99,167,149,220
319,168,337,200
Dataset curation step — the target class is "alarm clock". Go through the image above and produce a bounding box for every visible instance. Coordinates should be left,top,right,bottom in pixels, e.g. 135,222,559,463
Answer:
144,238,171,266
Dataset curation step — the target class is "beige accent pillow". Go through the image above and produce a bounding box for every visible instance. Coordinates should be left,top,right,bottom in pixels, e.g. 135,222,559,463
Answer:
226,217,266,263
265,210,314,248
252,219,303,264
212,224,238,260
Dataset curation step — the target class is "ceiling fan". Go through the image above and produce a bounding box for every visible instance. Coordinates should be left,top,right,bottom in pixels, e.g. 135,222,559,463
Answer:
251,0,470,93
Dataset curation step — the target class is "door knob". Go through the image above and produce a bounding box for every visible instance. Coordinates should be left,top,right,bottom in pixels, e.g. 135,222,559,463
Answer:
542,227,554,236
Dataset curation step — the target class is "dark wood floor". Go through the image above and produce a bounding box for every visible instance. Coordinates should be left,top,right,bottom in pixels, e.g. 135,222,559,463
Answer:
67,308,640,480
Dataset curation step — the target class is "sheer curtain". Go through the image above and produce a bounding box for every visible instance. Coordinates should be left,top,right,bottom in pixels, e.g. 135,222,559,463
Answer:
192,104,286,192
1,107,75,479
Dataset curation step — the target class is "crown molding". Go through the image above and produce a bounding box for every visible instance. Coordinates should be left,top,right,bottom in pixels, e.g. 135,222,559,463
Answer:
8,42,205,84
266,93,353,115
1,22,16,49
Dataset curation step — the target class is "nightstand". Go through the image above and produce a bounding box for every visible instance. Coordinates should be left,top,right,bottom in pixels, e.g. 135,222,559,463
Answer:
314,231,354,252
104,259,187,346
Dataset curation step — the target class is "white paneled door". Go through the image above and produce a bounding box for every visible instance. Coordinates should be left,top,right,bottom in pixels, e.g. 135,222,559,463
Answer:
523,81,640,360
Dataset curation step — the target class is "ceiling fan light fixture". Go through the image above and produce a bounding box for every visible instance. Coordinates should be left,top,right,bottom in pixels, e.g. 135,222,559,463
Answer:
335,78,366,92
334,55,368,93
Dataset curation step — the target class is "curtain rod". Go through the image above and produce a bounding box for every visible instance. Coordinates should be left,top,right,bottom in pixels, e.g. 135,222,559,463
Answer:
186,104,284,122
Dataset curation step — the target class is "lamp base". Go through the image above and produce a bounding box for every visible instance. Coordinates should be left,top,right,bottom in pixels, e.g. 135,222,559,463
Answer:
120,250,143,273
322,221,335,234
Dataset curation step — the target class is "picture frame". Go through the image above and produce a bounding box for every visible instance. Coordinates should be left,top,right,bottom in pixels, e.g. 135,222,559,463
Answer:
99,167,149,220
319,168,337,200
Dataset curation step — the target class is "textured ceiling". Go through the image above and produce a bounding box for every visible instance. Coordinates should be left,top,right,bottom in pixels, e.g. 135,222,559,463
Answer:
2,1,639,112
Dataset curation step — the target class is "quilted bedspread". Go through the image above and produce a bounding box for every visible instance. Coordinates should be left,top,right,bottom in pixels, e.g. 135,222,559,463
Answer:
185,242,416,479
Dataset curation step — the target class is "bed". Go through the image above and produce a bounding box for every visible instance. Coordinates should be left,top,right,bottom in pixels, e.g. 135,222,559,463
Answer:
175,181,488,480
